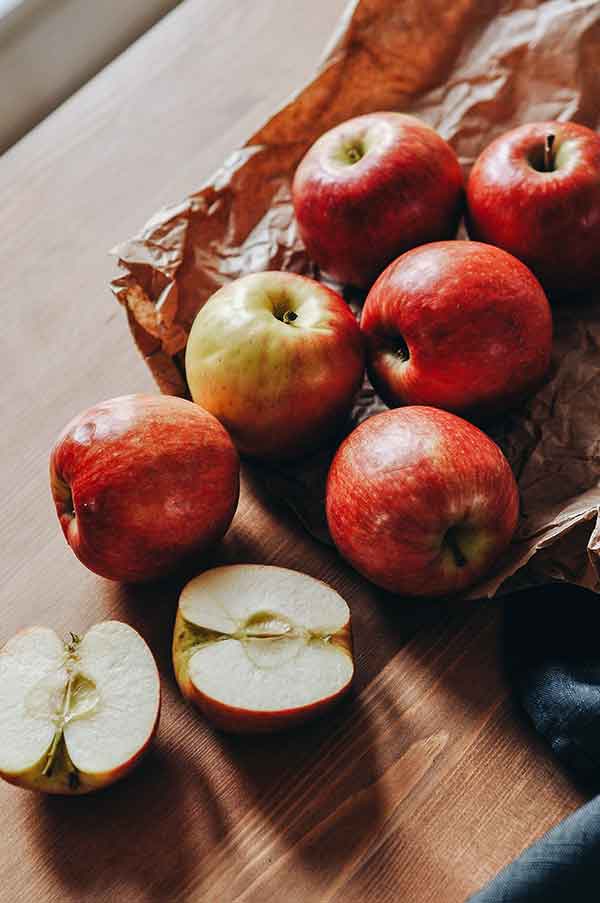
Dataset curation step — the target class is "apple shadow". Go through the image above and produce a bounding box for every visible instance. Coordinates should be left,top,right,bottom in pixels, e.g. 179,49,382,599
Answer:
376,587,503,701
32,739,226,902
202,692,384,901
108,512,462,900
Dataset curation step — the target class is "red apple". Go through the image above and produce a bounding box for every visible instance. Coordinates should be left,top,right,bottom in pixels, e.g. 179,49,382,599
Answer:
50,394,239,582
466,121,600,298
185,271,364,460
292,112,464,288
173,565,354,732
326,407,519,597
360,241,552,419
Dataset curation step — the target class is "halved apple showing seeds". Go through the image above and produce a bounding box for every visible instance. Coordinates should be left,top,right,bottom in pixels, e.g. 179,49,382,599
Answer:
172,565,354,732
0,621,160,794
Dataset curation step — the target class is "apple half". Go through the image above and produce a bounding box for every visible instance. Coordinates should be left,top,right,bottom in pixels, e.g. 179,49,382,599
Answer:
0,621,160,794
172,565,354,732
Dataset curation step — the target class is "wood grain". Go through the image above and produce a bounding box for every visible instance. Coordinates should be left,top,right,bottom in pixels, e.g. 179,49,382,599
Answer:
0,1,585,900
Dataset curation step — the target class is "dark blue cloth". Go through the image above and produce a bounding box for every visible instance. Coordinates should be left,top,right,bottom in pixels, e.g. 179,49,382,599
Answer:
468,795,600,901
469,583,600,901
505,583,600,782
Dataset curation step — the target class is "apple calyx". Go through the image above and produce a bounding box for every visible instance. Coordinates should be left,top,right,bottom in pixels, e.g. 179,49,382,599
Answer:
282,310,298,325
444,527,468,568
333,139,366,166
344,144,364,164
28,633,99,789
392,334,410,362
544,133,556,172
53,472,75,519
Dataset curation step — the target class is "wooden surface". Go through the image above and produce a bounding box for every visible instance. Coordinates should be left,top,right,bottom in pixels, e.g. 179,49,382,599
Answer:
0,1,586,900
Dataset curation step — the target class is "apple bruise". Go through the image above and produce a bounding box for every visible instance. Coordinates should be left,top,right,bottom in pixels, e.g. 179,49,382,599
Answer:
26,633,99,791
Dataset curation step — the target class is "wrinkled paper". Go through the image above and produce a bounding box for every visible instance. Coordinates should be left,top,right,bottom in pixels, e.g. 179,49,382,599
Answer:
111,0,600,597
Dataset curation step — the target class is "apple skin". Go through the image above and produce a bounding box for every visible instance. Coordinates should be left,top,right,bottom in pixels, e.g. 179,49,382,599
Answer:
360,241,552,419
172,609,353,733
292,112,464,288
185,271,364,460
466,121,600,298
326,407,519,597
50,394,240,582
0,625,161,795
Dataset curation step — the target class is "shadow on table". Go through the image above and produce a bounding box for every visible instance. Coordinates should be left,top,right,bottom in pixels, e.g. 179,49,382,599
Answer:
104,508,496,901
32,740,225,902
196,692,383,901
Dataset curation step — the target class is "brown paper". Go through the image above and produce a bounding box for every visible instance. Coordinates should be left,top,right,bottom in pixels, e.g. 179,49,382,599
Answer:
111,0,600,597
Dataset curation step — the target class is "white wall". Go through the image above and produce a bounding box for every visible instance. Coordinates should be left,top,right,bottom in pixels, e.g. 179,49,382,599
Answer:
0,0,180,153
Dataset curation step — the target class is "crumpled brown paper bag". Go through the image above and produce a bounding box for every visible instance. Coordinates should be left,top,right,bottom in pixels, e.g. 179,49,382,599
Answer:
111,0,600,597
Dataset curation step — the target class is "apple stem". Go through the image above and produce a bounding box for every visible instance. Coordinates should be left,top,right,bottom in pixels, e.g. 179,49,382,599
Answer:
544,133,555,172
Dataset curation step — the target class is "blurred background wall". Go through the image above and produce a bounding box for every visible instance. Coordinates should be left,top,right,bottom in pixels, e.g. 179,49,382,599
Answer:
0,0,181,154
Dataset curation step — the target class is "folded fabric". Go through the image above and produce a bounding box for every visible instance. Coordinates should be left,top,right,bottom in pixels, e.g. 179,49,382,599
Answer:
505,582,600,781
469,582,600,901
468,794,600,901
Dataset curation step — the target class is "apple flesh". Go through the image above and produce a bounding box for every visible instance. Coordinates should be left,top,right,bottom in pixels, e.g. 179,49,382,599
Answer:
50,394,240,582
185,272,364,460
360,241,552,419
172,565,354,732
466,121,600,298
326,407,519,597
292,112,464,288
0,621,160,794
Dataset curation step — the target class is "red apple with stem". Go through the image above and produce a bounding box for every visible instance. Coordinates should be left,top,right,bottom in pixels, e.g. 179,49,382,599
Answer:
185,271,364,460
50,394,240,582
360,241,552,419
326,407,519,597
292,112,464,288
466,121,600,298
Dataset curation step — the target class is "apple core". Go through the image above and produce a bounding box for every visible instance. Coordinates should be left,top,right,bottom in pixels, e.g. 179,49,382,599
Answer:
25,634,100,789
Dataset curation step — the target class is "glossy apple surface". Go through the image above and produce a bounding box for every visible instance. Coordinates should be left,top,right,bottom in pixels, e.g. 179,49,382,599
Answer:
466,121,600,298
360,241,552,419
0,621,160,794
292,112,464,288
326,407,519,597
185,271,364,460
173,565,354,732
50,394,239,582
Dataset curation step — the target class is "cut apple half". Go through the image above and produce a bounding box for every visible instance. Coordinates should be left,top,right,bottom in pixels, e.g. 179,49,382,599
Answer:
172,565,354,732
0,621,160,794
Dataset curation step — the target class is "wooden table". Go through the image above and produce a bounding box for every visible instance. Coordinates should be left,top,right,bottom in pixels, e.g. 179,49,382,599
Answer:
0,1,585,900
